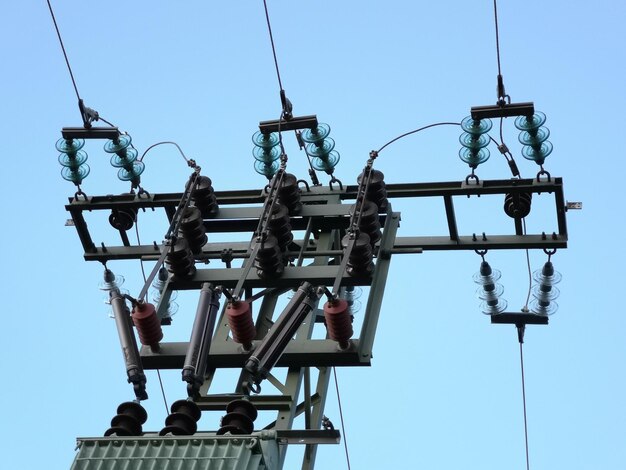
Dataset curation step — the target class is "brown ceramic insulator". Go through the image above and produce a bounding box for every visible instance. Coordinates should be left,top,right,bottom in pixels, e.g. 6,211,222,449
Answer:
357,169,388,212
255,234,284,278
132,302,163,350
342,232,373,276
504,192,532,218
217,399,258,435
104,401,147,437
192,175,219,217
350,200,381,247
268,203,293,251
277,172,302,214
166,238,196,277
179,206,208,254
226,301,256,348
324,299,353,349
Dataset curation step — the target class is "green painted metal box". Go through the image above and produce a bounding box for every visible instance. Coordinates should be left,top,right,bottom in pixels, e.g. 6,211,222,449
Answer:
71,434,279,470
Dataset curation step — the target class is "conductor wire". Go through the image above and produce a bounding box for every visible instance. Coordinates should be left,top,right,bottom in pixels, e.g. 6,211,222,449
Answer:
262,0,285,93
46,0,80,101
519,341,531,470
493,0,503,77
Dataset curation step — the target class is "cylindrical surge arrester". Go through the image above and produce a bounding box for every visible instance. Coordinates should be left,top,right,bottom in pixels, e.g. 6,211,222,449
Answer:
110,289,147,401
182,284,221,398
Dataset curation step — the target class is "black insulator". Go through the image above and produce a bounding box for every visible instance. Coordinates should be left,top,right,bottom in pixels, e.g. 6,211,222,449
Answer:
342,232,373,276
277,173,302,214
217,399,258,435
192,176,219,217
179,206,208,254
166,238,196,277
255,234,284,278
268,203,293,252
350,200,381,247
159,399,201,436
323,298,353,350
504,192,532,218
132,302,163,352
109,208,137,232
104,401,147,437
226,301,256,349
357,169,388,212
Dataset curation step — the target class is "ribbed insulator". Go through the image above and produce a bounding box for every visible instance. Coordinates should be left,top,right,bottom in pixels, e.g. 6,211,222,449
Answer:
132,302,163,351
166,238,196,277
217,399,258,435
159,400,201,436
268,203,293,252
350,200,381,247
343,232,373,276
109,207,137,231
104,401,147,437
226,301,256,349
192,176,219,217
255,234,284,278
357,170,388,212
504,192,532,218
323,299,353,350
277,173,302,214
179,206,207,254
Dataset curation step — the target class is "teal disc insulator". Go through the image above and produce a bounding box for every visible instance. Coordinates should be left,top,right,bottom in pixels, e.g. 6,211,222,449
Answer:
312,151,340,172
301,123,331,144
56,137,85,153
307,137,335,158
514,111,546,132
117,161,145,181
253,145,281,163
459,147,490,167
61,164,90,184
58,150,88,169
254,159,279,177
104,134,132,154
461,116,492,135
110,147,139,168
252,131,279,149
521,141,553,164
519,127,550,146
459,132,490,150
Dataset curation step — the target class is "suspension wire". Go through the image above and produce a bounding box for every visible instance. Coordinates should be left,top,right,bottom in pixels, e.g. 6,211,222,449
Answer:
262,0,285,92
333,367,351,470
46,0,80,101
139,141,190,164
376,122,461,154
519,341,531,470
493,0,503,77
135,221,169,415
522,219,533,310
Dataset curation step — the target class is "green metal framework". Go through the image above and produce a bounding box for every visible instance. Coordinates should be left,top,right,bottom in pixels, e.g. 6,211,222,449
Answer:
66,176,567,469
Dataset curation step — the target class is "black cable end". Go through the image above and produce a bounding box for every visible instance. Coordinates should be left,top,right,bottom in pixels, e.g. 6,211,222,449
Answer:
516,323,525,344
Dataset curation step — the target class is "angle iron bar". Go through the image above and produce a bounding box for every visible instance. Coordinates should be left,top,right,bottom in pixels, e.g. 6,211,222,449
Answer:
443,194,459,241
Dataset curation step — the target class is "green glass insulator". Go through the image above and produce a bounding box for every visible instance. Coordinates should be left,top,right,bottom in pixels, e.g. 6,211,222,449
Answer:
461,116,492,135
253,145,281,163
117,161,145,181
61,164,90,184
56,137,85,154
254,159,279,177
521,141,553,165
459,147,490,167
252,131,279,149
301,123,331,144
312,151,340,172
58,150,88,169
459,132,490,150
519,127,550,146
104,134,132,154
307,137,335,158
110,147,139,168
514,111,546,132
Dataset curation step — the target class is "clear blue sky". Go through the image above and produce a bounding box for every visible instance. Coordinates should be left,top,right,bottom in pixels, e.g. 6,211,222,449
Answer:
1,1,625,469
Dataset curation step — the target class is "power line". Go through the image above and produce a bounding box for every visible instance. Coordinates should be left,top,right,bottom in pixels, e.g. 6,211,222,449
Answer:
519,341,531,470
262,0,285,93
46,0,81,101
376,122,461,154
493,0,503,77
